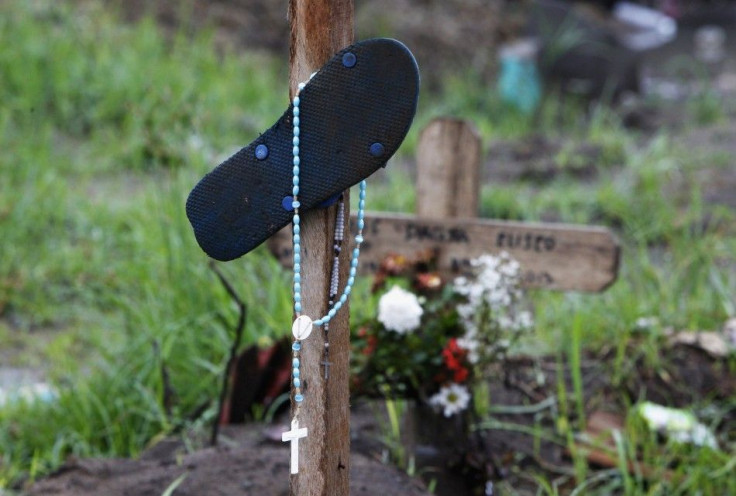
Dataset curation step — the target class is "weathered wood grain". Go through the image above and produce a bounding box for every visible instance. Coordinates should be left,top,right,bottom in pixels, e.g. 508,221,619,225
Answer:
272,213,620,292
416,118,481,219
288,1,353,495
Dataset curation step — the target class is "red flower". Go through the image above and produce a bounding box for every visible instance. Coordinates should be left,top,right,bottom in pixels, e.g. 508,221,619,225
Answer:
356,327,378,356
443,347,461,370
453,367,468,383
363,335,377,356
442,338,469,383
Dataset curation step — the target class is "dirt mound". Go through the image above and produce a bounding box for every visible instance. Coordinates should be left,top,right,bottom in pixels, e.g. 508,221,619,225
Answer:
27,424,430,496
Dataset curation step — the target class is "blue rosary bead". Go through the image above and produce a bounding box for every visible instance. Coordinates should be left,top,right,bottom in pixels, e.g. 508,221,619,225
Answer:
295,394,304,403
293,378,301,388
287,85,368,359
293,358,300,367
292,342,301,351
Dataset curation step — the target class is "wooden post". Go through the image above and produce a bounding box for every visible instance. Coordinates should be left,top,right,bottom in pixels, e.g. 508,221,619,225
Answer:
288,1,353,495
416,118,481,219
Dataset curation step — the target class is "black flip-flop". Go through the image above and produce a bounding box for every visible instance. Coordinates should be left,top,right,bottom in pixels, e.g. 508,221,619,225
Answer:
186,38,420,261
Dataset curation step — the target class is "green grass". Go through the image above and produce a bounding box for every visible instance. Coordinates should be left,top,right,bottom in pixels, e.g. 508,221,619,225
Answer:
0,0,735,493
0,1,292,487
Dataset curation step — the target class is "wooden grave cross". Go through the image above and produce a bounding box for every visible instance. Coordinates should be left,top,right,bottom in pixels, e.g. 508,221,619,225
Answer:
271,117,621,292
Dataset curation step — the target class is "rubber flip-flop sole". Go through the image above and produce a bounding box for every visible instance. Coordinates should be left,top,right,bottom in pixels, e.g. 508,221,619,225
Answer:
186,38,419,261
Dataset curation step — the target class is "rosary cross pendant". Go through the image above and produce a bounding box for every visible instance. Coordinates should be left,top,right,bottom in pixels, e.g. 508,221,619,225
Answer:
282,418,308,474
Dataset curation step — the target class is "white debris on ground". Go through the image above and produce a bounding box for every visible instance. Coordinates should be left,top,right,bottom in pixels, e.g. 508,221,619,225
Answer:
0,368,56,407
0,382,56,407
665,318,736,358
636,401,718,449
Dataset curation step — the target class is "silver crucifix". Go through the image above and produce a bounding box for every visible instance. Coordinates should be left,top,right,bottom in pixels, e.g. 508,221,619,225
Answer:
282,418,308,474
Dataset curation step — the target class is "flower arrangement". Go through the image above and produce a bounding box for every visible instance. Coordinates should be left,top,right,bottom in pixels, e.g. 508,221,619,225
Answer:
352,250,533,418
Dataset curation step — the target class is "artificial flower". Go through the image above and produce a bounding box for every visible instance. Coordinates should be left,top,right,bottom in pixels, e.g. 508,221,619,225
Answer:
429,383,471,417
415,272,442,291
377,285,423,334
442,338,470,382
452,252,532,365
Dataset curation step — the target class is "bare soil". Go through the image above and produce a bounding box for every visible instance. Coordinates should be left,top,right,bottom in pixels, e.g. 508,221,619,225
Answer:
26,423,430,496
25,341,735,496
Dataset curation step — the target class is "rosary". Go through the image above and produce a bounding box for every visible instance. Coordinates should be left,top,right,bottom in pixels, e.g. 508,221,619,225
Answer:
185,37,419,482
281,80,367,475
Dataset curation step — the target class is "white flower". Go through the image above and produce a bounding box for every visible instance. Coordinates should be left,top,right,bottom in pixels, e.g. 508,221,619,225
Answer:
377,285,423,334
429,383,471,417
515,310,534,330
451,252,533,364
454,253,519,312
456,334,480,363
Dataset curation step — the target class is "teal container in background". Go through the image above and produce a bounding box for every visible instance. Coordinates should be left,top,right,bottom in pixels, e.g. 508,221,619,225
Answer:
498,38,542,114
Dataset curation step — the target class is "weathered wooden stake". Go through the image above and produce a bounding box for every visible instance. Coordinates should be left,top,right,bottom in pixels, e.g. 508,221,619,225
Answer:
416,118,481,219
288,1,353,495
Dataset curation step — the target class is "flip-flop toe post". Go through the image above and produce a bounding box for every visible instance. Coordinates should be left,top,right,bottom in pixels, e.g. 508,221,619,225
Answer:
186,38,419,262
